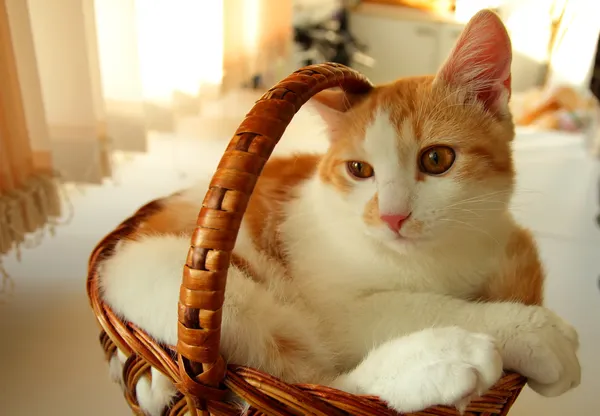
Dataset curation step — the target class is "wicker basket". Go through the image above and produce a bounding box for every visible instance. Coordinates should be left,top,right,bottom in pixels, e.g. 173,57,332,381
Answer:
87,63,527,416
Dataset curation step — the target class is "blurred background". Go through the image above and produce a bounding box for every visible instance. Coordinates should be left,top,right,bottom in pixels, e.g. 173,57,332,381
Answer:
0,0,599,415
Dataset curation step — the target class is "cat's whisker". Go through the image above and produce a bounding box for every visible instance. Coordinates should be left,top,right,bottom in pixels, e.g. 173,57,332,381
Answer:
442,206,509,212
443,201,512,211
438,218,501,247
449,192,523,205
438,208,484,219
440,208,521,220
443,196,512,209
459,188,541,203
444,189,515,205
513,187,544,196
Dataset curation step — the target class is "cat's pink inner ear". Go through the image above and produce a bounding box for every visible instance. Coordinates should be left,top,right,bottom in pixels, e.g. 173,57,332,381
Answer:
310,89,357,135
312,89,353,112
435,9,512,113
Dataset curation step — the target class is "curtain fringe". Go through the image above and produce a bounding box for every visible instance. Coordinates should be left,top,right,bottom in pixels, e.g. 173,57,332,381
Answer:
0,200,12,255
0,173,64,255
0,172,64,302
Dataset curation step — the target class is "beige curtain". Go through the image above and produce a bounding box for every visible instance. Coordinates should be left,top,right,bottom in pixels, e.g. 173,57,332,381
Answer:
1,0,61,259
546,0,600,90
223,0,293,92
0,0,291,261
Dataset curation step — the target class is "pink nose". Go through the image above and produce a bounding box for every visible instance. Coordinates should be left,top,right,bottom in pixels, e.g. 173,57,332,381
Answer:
381,213,410,232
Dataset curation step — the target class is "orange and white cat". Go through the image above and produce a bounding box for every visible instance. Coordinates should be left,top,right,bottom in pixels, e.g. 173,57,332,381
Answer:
100,10,580,415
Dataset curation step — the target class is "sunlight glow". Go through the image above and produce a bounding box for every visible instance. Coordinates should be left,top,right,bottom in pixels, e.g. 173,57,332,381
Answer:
133,0,224,103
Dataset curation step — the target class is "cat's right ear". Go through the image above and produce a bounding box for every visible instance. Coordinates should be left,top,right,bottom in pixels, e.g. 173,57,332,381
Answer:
310,89,359,137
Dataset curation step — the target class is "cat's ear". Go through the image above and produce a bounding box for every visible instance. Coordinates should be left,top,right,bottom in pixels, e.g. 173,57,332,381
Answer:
434,9,512,116
310,89,361,137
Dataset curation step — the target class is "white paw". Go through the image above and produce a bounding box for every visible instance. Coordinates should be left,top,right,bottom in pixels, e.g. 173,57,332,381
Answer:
333,327,503,413
136,368,178,416
108,350,127,386
498,306,581,397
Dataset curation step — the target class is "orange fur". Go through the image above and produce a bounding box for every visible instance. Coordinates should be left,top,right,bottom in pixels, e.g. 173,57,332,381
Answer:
482,227,544,306
272,334,309,358
125,197,198,241
363,193,380,226
318,148,353,193
243,154,320,264
230,253,263,283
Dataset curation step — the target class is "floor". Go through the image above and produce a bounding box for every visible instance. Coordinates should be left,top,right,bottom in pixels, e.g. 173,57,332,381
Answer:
1,91,599,415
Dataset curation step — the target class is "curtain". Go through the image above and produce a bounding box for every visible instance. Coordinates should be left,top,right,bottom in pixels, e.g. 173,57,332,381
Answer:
546,0,600,91
1,0,61,260
223,0,293,92
0,0,292,271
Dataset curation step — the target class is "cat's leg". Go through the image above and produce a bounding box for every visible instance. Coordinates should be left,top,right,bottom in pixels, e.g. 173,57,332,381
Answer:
334,291,580,401
330,327,502,413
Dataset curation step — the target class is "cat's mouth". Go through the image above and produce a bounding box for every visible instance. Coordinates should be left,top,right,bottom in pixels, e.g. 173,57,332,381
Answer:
391,233,424,244
374,227,425,246
381,235,421,254
365,220,433,249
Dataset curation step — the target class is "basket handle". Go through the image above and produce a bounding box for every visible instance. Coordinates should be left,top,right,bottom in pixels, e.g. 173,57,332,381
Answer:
176,63,373,404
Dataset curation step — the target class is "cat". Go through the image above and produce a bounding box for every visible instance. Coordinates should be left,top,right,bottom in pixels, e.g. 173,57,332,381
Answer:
99,9,581,416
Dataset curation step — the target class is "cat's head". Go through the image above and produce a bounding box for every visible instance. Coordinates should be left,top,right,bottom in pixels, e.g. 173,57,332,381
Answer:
311,10,515,250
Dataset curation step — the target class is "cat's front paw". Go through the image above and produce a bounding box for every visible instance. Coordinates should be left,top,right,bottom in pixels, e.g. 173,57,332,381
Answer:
499,306,581,397
333,327,503,413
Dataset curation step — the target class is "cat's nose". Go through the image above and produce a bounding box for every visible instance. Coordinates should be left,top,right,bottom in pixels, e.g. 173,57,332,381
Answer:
380,213,410,233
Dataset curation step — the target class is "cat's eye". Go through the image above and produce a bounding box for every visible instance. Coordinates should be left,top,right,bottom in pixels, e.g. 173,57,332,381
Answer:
346,161,374,179
419,146,455,175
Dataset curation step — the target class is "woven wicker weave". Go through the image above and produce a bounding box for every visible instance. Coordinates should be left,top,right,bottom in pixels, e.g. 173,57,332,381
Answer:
87,63,527,416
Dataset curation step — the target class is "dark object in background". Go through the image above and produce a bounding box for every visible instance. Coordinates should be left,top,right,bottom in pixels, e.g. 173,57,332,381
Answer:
293,6,374,68
591,34,600,228
250,74,262,90
247,2,373,90
589,33,600,101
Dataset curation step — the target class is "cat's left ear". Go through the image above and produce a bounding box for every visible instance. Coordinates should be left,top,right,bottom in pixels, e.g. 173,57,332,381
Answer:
434,9,512,117
310,89,362,138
